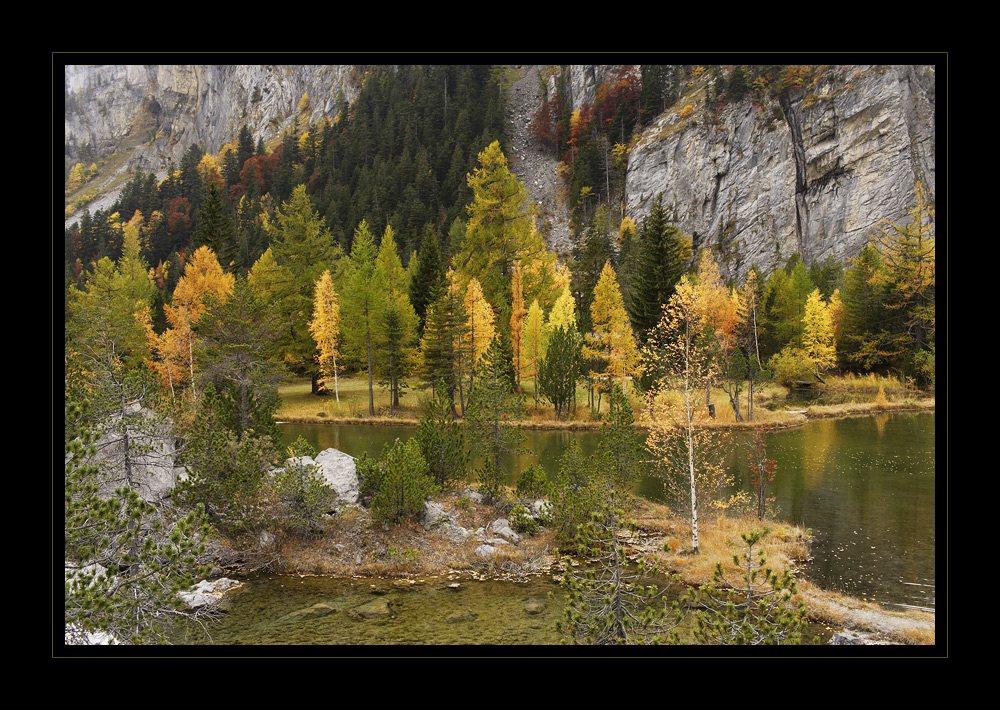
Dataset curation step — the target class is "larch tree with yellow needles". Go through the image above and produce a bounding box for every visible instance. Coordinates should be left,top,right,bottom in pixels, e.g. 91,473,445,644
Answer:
309,269,342,402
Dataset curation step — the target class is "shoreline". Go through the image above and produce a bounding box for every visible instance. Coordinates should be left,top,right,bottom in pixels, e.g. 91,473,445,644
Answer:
276,398,936,431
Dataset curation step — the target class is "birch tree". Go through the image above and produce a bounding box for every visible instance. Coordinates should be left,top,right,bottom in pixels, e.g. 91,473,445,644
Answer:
643,276,730,554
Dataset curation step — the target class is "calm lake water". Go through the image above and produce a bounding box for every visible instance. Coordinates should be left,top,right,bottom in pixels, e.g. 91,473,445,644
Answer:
278,411,936,612
174,411,934,646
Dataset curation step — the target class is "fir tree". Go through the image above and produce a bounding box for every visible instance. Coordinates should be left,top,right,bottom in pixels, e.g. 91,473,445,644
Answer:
196,183,237,272
464,331,524,502
628,194,691,341
414,381,469,489
537,324,581,419
409,225,446,331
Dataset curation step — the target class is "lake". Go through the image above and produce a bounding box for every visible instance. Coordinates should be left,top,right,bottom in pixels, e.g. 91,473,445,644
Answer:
278,411,937,611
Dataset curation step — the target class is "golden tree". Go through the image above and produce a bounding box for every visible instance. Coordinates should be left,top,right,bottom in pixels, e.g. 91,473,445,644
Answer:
801,288,837,379
546,283,577,335
523,299,546,406
309,269,342,401
159,246,234,401
643,276,731,554
464,277,495,366
510,261,528,393
586,261,640,406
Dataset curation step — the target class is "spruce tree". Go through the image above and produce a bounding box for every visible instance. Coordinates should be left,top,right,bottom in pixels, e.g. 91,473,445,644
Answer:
537,324,581,419
409,225,446,331
464,331,524,502
628,194,691,341
194,182,238,273
420,283,470,416
414,381,469,489
194,275,285,443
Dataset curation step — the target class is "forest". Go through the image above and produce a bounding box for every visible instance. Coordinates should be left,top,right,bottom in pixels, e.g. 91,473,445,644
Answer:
63,63,936,646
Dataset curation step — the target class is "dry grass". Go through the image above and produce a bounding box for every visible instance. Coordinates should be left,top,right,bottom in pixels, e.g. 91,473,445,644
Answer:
627,498,812,588
624,497,934,645
271,489,558,581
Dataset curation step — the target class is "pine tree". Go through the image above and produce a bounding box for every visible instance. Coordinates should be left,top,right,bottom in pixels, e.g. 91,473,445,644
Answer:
273,437,335,537
194,274,285,441
595,383,647,491
420,275,470,416
267,184,337,392
64,365,212,645
414,381,469,489
693,528,807,645
538,323,581,419
409,225,446,331
196,182,237,271
375,226,419,411
465,331,524,502
342,220,389,415
628,194,691,341
370,438,437,525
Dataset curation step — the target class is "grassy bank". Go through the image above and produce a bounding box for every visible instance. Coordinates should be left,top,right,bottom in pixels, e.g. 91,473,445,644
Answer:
275,373,935,430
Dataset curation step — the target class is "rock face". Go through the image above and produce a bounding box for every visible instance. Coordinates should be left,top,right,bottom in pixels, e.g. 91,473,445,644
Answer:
64,63,934,278
64,64,358,202
84,403,180,504
622,65,935,279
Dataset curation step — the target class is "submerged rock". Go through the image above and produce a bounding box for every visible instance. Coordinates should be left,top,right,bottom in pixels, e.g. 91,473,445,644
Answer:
349,596,393,620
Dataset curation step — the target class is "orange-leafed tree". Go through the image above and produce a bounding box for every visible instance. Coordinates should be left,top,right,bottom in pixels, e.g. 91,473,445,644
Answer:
159,246,234,402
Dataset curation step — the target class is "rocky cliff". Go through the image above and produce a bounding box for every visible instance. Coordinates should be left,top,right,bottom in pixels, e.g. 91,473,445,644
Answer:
65,64,359,176
621,65,935,279
64,63,935,278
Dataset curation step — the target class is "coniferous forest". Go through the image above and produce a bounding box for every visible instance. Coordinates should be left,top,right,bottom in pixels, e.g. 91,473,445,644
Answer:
63,63,936,647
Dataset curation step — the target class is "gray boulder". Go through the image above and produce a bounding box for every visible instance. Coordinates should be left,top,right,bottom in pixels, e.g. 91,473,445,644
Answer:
489,518,521,544
178,577,242,610
282,448,359,505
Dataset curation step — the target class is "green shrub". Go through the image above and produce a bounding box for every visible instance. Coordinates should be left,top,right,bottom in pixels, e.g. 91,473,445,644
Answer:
370,438,437,525
508,504,539,535
272,437,333,537
769,346,815,386
515,463,550,499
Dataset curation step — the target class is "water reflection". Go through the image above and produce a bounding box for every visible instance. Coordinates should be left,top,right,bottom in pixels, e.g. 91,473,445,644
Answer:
279,412,935,611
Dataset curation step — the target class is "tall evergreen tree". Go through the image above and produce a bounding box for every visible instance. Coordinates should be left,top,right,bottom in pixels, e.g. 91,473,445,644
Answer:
267,184,337,392
195,275,286,443
342,220,389,415
465,330,524,502
196,182,237,272
420,276,470,416
409,224,446,331
538,323,581,419
628,194,691,341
